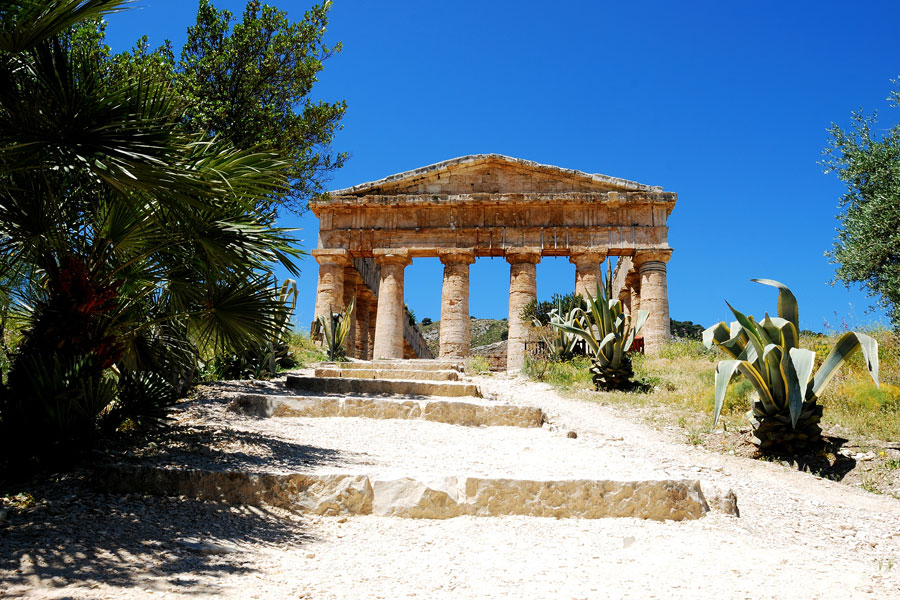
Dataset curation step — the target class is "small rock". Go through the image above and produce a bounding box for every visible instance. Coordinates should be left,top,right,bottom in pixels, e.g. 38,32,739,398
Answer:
337,517,348,523
305,553,316,559
706,488,740,517
566,431,578,439
622,536,636,549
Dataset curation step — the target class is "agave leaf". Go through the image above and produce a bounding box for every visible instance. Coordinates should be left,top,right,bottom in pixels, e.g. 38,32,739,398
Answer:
719,335,749,360
736,361,778,415
759,314,781,347
633,309,649,336
702,321,731,349
789,347,816,409
761,343,784,405
780,344,803,427
778,319,799,352
713,360,742,426
810,331,880,398
550,321,599,354
726,302,766,363
752,278,799,331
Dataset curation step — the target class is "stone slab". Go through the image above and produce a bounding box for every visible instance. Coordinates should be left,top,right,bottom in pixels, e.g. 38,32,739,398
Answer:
314,367,461,381
229,394,544,428
286,375,481,398
97,466,711,522
320,360,463,372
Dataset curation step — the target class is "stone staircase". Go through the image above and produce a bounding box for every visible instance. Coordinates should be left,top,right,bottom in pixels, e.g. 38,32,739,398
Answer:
99,360,729,522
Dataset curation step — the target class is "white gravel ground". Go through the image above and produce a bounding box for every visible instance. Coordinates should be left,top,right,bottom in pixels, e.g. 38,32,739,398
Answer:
2,371,900,599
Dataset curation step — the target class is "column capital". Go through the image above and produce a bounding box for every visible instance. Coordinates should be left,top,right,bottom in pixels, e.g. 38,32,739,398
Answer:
311,248,351,267
568,246,608,266
505,247,542,265
633,249,673,269
373,248,412,267
438,248,476,266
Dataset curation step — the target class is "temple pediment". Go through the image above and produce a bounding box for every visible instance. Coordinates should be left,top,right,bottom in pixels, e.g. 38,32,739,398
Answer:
329,154,662,197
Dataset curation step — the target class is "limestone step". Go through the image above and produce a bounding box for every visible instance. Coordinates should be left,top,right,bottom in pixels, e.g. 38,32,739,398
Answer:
322,360,463,372
229,393,544,428
286,375,481,398
99,465,713,522
314,367,461,381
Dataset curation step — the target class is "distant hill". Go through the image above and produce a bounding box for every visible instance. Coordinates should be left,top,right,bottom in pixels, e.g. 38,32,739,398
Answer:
418,318,508,356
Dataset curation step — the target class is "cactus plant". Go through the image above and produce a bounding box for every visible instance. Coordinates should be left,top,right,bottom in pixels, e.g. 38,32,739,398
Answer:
703,279,879,454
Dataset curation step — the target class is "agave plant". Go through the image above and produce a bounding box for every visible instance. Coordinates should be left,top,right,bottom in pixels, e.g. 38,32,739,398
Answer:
703,279,879,454
532,298,584,361
313,298,355,362
550,267,649,391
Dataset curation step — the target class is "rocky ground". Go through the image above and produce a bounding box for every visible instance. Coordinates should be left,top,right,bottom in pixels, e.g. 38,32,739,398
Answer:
2,370,900,599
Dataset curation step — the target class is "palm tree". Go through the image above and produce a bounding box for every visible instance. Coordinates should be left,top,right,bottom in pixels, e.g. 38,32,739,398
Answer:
0,0,303,459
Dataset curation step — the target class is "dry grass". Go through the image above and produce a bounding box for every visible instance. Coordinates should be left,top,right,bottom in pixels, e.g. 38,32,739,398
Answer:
526,332,900,495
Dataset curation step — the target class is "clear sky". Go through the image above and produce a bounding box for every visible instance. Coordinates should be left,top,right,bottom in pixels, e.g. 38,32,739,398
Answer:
105,0,900,333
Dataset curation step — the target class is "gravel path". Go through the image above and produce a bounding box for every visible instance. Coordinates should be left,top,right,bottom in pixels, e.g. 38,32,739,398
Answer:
2,371,900,598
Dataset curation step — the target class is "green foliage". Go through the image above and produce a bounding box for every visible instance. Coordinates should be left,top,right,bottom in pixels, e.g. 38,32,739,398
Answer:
530,299,585,361
0,1,310,466
421,317,432,326
208,279,300,380
704,279,880,453
464,355,492,375
313,298,355,361
549,267,649,391
523,356,594,390
521,292,587,326
670,319,704,340
109,0,346,215
823,79,900,327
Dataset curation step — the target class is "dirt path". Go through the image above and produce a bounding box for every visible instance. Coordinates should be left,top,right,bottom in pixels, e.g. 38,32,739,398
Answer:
2,372,899,599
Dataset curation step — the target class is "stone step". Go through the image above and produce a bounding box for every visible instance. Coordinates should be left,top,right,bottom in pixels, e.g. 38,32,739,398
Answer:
322,360,463,372
286,375,481,398
314,367,461,381
98,465,714,522
229,394,544,428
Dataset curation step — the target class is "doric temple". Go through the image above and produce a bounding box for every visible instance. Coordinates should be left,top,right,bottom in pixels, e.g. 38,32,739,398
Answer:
310,154,677,371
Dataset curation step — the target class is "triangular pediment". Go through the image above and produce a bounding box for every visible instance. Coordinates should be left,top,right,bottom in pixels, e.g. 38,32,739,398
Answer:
331,154,661,196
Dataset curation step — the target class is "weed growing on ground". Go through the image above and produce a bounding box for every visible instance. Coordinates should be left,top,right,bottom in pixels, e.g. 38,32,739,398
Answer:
285,330,328,367
465,355,492,375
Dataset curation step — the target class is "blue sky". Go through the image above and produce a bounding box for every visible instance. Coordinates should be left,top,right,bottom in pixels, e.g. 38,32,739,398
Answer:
106,0,900,332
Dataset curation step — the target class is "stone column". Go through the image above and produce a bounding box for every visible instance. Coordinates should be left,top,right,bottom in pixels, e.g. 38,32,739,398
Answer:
342,268,361,358
367,302,377,360
355,291,373,361
633,249,672,355
372,250,411,360
624,272,641,314
569,247,607,299
438,249,476,358
506,248,541,372
311,249,351,335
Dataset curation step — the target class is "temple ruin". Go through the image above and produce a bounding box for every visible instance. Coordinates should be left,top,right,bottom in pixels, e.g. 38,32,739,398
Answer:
310,154,677,370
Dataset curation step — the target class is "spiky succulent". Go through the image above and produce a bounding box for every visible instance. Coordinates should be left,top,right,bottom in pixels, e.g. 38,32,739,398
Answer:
550,266,648,391
703,279,879,454
313,298,355,361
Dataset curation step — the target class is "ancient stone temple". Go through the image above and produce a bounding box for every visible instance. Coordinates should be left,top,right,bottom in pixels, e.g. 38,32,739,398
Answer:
311,154,677,370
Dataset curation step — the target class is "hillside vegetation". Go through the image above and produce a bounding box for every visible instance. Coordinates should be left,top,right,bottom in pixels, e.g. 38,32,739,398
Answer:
419,318,509,356
524,330,900,496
